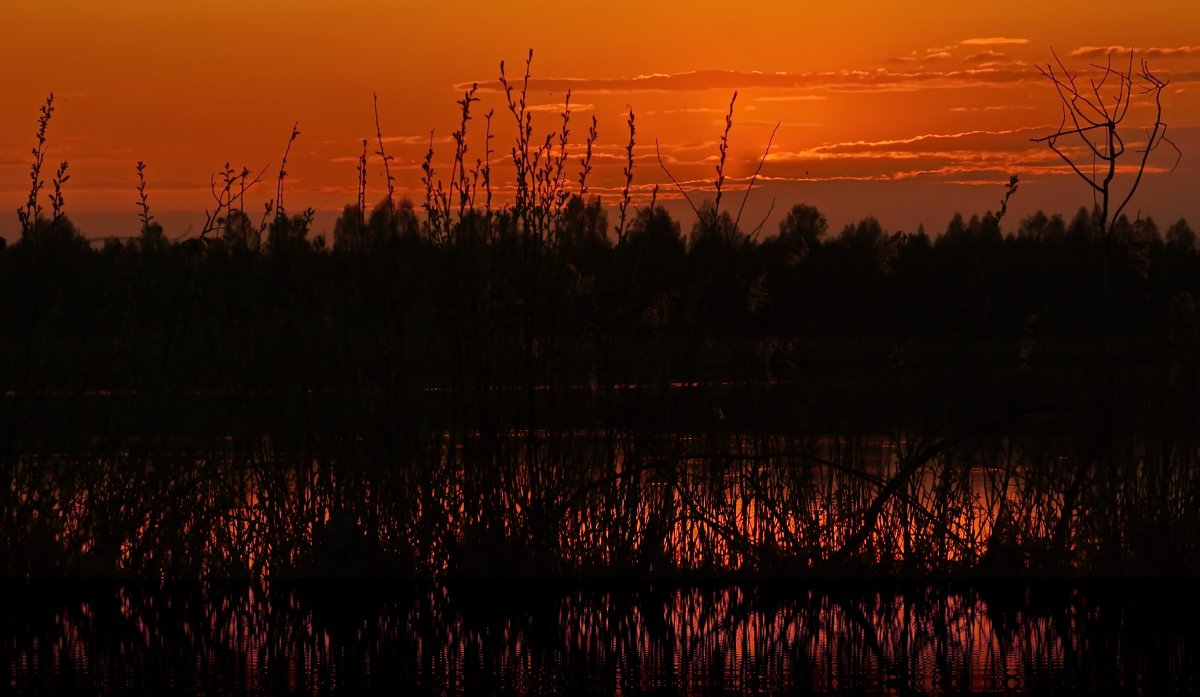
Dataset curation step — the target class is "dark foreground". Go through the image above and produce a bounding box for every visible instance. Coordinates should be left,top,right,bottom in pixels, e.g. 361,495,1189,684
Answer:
3,582,1196,695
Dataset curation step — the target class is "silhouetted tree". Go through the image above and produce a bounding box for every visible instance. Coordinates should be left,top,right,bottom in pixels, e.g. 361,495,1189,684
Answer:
776,203,827,261
1166,218,1196,254
1017,210,1067,242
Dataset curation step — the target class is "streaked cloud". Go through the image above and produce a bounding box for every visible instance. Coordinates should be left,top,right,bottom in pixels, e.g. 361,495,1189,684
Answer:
645,107,727,115
525,102,594,113
1069,45,1200,59
965,50,1006,63
949,105,1036,112
801,127,1046,156
961,37,1029,46
456,67,1037,95
752,95,828,102
380,134,454,146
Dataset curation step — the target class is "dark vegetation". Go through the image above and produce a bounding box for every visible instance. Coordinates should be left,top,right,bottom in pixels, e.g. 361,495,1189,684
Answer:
2,53,1198,580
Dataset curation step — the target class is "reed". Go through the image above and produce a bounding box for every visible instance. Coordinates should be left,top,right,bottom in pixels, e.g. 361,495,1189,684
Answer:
16,93,54,240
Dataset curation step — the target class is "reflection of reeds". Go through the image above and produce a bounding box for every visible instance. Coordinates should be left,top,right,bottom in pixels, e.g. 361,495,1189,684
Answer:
6,583,1198,694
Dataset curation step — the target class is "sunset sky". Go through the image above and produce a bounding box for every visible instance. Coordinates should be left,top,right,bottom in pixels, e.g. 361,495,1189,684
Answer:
2,0,1199,240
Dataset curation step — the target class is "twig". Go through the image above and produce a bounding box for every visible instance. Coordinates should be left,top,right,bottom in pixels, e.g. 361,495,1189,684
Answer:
615,107,636,243
275,123,300,217
734,121,779,232
656,139,699,218
714,91,737,217
18,93,54,237
135,161,154,229
579,115,598,197
373,93,396,209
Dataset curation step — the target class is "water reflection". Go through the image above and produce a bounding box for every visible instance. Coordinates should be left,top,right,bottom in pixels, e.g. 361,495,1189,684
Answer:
4,583,1195,695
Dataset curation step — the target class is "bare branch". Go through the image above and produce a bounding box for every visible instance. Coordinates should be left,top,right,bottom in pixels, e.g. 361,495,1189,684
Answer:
1112,60,1176,225
749,196,776,241
713,91,737,217
615,107,636,243
275,123,300,216
734,121,779,232
656,138,699,218
373,93,395,209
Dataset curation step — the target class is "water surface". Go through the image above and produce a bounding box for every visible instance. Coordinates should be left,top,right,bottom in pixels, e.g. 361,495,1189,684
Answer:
4,582,1194,695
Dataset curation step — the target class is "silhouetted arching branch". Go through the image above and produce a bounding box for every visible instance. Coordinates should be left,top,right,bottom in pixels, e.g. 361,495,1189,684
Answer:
734,121,780,233
656,138,699,218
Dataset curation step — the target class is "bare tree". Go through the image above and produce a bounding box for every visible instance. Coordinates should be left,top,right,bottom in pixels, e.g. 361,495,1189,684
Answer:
1033,48,1181,558
1032,49,1179,237
1032,49,1180,334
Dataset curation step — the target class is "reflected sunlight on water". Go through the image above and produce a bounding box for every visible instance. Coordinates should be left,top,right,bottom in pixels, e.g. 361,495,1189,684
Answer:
4,582,1196,695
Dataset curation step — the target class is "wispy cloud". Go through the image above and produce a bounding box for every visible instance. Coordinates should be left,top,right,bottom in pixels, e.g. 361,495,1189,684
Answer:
764,127,1047,164
961,37,1029,46
456,67,1037,95
752,95,828,102
949,105,1036,112
645,107,727,115
379,134,454,146
525,102,594,113
1069,45,1200,59
965,50,1006,63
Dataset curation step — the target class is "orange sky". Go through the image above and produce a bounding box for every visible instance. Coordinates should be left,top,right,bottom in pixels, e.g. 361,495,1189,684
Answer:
2,0,1199,239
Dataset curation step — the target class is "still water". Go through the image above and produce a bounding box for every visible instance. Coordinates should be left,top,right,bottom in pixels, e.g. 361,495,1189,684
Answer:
3,582,1195,695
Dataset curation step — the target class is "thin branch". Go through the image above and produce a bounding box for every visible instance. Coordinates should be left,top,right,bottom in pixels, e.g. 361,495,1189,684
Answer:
373,93,395,209
734,121,779,231
275,123,300,217
749,197,776,241
1112,61,1176,224
615,107,636,242
656,138,699,218
713,91,737,218
578,115,598,197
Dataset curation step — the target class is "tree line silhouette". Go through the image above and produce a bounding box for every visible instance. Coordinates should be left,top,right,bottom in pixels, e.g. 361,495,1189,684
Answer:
6,193,1198,374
